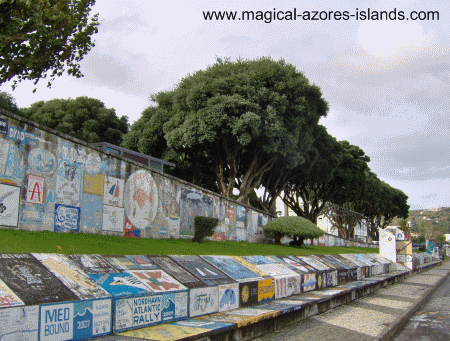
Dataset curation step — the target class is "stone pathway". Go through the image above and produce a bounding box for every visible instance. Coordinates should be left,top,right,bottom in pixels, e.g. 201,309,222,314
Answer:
252,263,450,341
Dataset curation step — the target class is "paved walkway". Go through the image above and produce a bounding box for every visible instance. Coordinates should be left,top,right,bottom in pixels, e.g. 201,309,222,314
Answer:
252,262,450,341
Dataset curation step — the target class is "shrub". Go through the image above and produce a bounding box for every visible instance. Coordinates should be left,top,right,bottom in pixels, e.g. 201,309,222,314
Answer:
193,216,219,242
262,216,324,245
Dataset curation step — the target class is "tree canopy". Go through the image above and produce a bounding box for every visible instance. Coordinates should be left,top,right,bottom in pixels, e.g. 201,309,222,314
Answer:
21,96,129,145
0,0,99,90
0,91,20,114
124,57,328,202
281,138,370,224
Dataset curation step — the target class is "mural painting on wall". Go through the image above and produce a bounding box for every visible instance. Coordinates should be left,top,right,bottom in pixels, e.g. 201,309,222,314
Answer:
0,183,20,227
80,193,103,231
124,217,140,238
225,205,236,241
236,206,246,228
27,148,57,175
103,176,124,207
54,203,81,232
102,205,124,232
87,272,152,297
180,188,213,236
212,197,226,241
0,142,24,185
55,160,83,207
124,170,159,232
0,254,79,305
7,125,36,146
158,178,181,237
26,175,44,205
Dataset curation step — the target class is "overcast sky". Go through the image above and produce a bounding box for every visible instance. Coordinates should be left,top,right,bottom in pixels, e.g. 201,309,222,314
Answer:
1,0,448,210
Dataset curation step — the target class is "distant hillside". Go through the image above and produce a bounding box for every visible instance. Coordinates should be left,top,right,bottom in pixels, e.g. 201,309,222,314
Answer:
407,207,450,236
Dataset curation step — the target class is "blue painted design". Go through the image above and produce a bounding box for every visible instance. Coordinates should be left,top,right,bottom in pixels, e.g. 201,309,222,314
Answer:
54,204,80,232
219,288,236,309
2,144,24,181
80,193,103,230
73,302,94,340
87,273,151,297
7,125,36,145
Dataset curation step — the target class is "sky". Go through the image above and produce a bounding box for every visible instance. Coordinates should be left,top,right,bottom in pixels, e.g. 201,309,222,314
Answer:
1,0,449,210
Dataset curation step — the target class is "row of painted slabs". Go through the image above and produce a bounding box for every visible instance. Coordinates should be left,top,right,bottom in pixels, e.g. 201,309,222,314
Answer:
0,252,433,341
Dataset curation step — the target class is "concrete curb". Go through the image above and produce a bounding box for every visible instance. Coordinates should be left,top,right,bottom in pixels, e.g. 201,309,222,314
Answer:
375,262,450,341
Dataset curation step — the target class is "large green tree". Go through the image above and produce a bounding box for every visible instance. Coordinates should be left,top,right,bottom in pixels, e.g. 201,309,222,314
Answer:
0,91,20,114
21,96,128,145
127,58,328,202
282,139,370,225
121,105,217,191
0,0,99,90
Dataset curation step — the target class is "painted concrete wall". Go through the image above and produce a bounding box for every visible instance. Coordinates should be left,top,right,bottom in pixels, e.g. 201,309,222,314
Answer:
0,109,272,241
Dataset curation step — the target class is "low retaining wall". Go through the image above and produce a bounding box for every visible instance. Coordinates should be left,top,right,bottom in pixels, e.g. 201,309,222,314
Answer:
0,252,435,340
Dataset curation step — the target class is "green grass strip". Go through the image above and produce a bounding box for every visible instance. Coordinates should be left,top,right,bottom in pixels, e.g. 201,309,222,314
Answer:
0,228,376,256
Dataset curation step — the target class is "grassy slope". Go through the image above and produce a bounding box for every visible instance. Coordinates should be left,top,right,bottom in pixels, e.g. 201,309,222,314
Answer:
0,228,376,256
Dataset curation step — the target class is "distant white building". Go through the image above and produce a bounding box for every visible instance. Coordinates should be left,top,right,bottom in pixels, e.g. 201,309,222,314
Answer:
275,196,368,241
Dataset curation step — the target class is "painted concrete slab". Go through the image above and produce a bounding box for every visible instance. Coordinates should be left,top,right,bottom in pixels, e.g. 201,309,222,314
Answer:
189,286,219,317
32,253,111,300
0,305,39,340
258,278,275,303
88,273,152,297
0,253,79,305
254,300,303,314
196,312,256,327
125,256,160,270
170,255,234,286
296,255,332,271
0,277,24,308
230,256,270,278
239,280,259,308
275,275,301,299
286,256,318,273
201,255,262,281
114,292,188,332
128,270,187,293
223,307,279,320
302,272,318,292
218,282,239,312
68,254,119,274
39,298,112,341
104,255,142,271
147,256,204,289
118,319,234,341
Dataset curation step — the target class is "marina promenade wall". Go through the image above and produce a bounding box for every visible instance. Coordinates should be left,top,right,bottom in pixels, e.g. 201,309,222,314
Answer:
0,109,274,242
